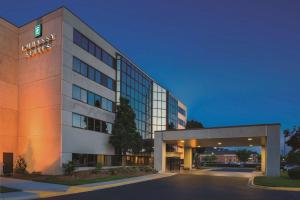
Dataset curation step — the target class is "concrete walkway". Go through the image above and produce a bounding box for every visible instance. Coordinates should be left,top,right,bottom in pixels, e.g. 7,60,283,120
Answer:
0,173,174,200
181,168,262,178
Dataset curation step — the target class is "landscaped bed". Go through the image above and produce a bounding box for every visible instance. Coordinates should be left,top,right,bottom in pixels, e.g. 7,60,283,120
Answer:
254,172,300,188
13,166,156,186
0,186,20,193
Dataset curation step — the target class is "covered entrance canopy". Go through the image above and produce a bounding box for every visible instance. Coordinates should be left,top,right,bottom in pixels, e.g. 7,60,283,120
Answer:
154,123,280,176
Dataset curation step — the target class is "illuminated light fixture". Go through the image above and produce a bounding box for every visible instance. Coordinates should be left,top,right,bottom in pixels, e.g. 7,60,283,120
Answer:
180,140,184,143
249,144,253,147
196,145,201,148
248,138,253,141
218,142,222,145
213,147,217,149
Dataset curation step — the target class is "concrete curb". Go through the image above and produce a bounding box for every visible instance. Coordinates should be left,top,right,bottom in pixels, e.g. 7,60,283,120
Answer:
248,176,300,192
1,173,175,200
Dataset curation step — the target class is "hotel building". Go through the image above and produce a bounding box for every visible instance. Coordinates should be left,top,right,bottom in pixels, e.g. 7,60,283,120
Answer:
0,7,187,175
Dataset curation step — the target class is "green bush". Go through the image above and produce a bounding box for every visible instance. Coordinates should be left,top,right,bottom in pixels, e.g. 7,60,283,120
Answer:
14,156,28,174
286,152,300,165
288,167,300,179
96,163,102,171
62,161,75,175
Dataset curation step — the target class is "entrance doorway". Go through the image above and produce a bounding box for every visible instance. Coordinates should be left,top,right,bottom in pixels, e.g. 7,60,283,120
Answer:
3,152,13,175
166,157,181,171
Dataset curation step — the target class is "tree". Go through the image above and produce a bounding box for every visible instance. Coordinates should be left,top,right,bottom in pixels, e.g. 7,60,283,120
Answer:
167,122,176,130
286,127,300,152
236,149,252,163
203,154,217,163
109,97,143,155
186,120,204,129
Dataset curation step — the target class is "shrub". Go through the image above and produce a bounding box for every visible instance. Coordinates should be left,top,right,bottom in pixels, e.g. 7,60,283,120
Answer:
109,169,117,175
62,161,75,175
286,152,300,165
14,156,28,174
288,167,300,179
96,163,103,171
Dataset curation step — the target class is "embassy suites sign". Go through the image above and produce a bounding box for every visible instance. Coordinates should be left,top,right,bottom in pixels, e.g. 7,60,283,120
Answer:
21,33,56,57
21,24,56,58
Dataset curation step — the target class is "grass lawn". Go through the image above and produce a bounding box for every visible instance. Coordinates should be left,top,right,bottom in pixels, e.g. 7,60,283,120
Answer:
254,172,300,188
32,175,136,186
0,186,21,193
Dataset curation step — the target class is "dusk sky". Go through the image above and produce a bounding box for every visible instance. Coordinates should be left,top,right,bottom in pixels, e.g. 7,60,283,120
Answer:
1,0,299,139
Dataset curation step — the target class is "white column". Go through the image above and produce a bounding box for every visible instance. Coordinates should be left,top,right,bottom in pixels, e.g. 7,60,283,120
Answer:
184,147,192,170
265,125,281,176
154,132,166,173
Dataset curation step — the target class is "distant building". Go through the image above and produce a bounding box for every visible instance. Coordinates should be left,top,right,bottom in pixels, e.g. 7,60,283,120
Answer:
198,148,259,164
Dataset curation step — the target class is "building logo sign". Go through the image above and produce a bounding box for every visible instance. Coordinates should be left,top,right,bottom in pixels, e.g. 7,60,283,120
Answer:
34,24,42,38
21,33,56,58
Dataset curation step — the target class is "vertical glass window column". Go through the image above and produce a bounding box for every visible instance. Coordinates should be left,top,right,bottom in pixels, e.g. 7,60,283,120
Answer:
167,93,179,129
152,82,167,133
116,54,153,139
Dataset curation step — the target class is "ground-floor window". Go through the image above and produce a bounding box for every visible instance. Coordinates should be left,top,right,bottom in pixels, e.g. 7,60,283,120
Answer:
72,153,97,167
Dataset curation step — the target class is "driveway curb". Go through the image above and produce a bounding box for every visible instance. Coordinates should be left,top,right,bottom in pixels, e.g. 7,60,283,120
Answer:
1,173,175,200
248,176,300,192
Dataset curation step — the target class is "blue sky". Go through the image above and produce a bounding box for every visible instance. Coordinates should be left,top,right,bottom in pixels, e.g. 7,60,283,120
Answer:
1,0,299,151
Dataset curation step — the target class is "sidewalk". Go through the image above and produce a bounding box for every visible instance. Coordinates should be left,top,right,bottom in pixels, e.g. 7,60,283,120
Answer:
0,173,175,200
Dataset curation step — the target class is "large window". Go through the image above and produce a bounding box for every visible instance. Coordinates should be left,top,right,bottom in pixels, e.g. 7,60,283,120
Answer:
152,82,167,133
168,94,179,129
73,57,115,91
116,55,152,139
72,113,113,134
178,119,186,127
178,106,186,116
72,153,97,167
73,29,115,68
72,85,114,113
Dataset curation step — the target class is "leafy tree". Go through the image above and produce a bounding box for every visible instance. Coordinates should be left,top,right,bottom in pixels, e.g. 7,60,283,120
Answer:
186,120,204,129
203,154,217,163
167,122,176,130
143,139,154,154
109,97,143,155
236,149,252,163
286,127,300,152
286,151,300,165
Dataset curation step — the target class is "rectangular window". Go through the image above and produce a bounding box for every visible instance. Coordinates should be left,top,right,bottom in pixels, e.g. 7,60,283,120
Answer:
87,92,94,106
95,46,101,60
81,115,87,129
95,95,101,108
73,29,81,46
95,70,101,84
88,67,95,81
72,113,81,128
72,85,81,101
95,119,101,132
107,78,114,90
88,41,95,55
81,62,88,77
106,122,112,134
102,50,114,67
81,89,87,103
87,117,95,131
81,36,88,51
73,57,81,73
73,29,115,69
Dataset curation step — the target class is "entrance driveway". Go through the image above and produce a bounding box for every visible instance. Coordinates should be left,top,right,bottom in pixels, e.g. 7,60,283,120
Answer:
45,174,299,200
